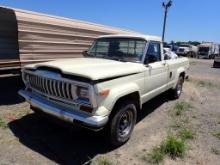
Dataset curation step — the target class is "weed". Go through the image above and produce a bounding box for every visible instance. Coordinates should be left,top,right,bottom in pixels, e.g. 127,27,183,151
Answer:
174,101,192,116
178,128,195,140
0,116,8,129
91,156,113,165
213,132,220,140
197,80,214,88
146,146,165,164
161,135,187,158
211,148,220,155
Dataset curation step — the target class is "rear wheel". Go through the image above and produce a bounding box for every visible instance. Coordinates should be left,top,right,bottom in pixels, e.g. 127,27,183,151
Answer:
172,76,184,99
213,61,216,68
106,101,137,147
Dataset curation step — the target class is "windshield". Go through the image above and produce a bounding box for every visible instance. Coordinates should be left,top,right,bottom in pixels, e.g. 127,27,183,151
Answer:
199,47,210,52
87,38,146,62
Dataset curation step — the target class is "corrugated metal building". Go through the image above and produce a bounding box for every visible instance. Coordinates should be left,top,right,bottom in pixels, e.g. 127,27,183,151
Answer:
0,6,138,74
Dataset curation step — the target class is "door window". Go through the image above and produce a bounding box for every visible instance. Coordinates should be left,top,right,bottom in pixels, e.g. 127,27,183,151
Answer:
145,42,161,64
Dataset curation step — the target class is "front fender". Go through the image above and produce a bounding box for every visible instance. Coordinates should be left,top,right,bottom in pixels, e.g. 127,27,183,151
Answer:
96,83,141,115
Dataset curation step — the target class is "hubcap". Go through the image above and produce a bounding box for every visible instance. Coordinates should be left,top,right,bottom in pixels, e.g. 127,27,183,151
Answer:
177,79,183,96
117,110,133,137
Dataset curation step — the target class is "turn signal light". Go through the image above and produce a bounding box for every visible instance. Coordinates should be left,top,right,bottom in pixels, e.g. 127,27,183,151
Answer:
99,89,110,96
80,105,93,113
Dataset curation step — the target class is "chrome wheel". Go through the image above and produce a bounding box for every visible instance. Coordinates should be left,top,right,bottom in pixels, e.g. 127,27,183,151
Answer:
176,77,183,96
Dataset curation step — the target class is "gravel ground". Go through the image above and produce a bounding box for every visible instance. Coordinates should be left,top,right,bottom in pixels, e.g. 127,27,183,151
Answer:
0,59,219,165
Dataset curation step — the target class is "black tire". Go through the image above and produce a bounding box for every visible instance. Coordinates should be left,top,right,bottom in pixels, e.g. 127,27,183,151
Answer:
172,76,184,99
107,101,137,147
213,61,216,68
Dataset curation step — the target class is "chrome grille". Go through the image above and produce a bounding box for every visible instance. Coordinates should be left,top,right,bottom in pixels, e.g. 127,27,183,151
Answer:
26,72,77,101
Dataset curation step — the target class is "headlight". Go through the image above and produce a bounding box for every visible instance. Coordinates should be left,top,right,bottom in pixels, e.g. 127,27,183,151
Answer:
77,86,90,102
76,86,97,108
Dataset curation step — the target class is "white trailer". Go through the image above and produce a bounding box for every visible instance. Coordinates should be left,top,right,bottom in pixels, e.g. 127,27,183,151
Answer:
198,42,219,59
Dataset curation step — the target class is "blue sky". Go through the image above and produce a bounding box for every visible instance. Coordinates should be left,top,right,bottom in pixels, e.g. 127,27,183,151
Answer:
1,0,219,43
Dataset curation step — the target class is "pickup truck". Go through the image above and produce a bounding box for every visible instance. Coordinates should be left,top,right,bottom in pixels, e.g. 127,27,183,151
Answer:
19,34,189,146
176,44,198,58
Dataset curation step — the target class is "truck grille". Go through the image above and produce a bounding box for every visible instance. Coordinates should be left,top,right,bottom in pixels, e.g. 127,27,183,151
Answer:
25,72,77,101
179,48,184,52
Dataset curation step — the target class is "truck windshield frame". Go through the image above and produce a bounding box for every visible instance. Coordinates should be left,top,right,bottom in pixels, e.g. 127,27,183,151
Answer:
87,38,146,63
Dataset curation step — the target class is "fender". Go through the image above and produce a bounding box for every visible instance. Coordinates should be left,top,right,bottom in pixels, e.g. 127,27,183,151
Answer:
172,67,185,89
98,83,142,113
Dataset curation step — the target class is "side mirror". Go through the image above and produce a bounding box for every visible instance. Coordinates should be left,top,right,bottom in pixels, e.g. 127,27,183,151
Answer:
164,54,170,60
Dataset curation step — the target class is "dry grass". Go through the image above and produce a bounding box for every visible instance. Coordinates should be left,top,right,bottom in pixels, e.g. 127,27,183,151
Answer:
187,77,220,89
0,116,8,129
91,156,115,165
174,101,192,116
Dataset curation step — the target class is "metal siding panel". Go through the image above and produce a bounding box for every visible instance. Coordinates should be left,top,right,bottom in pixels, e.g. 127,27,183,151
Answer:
0,6,138,71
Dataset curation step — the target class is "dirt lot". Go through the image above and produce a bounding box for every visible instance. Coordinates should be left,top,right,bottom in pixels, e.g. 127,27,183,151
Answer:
0,59,220,165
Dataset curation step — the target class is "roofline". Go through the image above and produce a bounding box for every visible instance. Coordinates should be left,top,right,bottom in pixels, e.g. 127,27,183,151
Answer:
0,5,140,34
97,34,162,42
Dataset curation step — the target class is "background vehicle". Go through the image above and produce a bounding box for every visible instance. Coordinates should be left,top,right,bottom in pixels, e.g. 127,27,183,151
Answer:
213,47,220,67
19,34,189,146
164,48,178,59
0,6,137,75
176,44,198,58
198,42,219,59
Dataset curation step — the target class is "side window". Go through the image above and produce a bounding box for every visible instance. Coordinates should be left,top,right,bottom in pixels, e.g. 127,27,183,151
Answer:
145,42,161,64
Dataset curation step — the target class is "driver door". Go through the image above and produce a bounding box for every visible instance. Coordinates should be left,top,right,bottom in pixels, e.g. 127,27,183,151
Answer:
142,42,169,102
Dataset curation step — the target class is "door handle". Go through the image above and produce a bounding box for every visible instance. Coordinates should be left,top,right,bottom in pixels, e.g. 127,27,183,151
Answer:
169,72,172,78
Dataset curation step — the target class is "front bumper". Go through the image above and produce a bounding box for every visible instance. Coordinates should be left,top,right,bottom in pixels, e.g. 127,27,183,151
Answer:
19,90,108,130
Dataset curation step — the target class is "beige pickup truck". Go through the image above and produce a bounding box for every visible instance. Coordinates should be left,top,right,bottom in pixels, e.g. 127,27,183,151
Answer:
19,34,189,146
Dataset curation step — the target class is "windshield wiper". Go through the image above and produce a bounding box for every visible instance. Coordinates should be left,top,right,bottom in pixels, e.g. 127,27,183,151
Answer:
108,56,126,62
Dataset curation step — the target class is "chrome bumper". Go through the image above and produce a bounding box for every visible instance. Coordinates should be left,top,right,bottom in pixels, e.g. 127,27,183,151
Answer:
19,90,108,130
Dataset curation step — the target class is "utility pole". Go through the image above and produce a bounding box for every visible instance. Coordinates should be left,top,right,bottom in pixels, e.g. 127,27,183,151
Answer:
162,0,172,43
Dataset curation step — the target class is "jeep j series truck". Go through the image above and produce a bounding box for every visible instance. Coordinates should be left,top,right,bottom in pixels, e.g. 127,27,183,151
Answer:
19,34,189,146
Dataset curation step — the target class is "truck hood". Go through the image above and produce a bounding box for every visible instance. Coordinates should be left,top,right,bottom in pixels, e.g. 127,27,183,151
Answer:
25,58,146,80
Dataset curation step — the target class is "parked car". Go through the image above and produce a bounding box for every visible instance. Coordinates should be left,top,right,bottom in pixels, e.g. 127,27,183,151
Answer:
164,48,178,59
19,34,189,146
176,44,198,58
198,42,219,59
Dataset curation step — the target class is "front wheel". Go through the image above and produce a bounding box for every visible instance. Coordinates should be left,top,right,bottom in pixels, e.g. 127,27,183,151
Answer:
107,101,137,147
172,76,184,99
